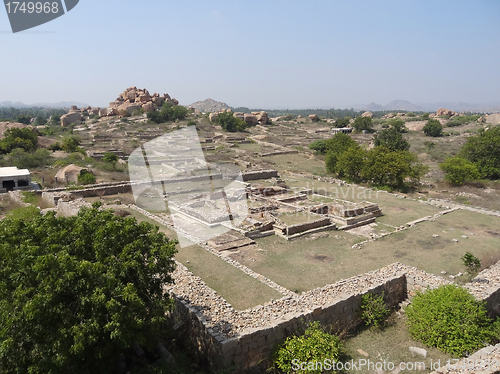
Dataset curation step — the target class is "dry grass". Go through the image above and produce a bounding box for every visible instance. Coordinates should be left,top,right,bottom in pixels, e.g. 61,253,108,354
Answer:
123,207,283,310
344,313,452,374
479,251,500,271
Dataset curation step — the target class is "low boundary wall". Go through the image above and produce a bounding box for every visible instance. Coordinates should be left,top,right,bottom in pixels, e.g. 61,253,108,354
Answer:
168,260,500,374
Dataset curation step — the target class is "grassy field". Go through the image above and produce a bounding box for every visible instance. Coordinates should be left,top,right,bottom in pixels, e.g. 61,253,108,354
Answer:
363,209,500,278
344,314,453,374
175,245,284,310
285,175,443,226
261,153,325,175
231,209,500,293
122,207,283,310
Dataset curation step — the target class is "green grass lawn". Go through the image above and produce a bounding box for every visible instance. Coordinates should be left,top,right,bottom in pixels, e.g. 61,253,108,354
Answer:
363,209,500,278
344,314,453,374
285,175,443,226
123,208,283,310
234,209,500,293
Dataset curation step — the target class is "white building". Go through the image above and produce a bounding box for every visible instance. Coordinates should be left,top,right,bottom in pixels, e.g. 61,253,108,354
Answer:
0,167,32,192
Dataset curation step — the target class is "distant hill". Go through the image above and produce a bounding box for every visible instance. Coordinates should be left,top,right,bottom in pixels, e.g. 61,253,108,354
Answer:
360,100,423,112
0,101,88,109
189,98,230,113
358,100,500,113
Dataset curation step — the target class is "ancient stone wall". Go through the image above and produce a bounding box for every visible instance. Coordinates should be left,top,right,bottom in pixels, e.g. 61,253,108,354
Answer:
286,217,332,236
465,261,500,317
168,259,500,373
242,169,279,181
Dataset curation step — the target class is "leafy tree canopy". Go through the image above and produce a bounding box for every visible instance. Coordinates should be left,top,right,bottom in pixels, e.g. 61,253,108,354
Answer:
147,103,188,124
352,116,373,132
386,118,408,133
272,321,344,374
102,152,119,164
362,147,427,188
373,127,410,151
332,116,351,128
423,119,443,137
461,126,500,179
0,204,177,374
439,156,480,185
215,112,247,132
77,169,96,185
61,136,81,153
0,127,38,154
406,285,499,357
324,133,358,173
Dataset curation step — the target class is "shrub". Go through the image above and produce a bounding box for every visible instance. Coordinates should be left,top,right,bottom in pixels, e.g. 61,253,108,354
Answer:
77,169,96,185
461,126,500,179
147,102,188,124
0,127,38,153
461,252,481,274
352,116,373,132
405,285,499,356
359,292,390,329
424,141,435,150
308,139,328,154
61,136,81,153
271,321,344,374
423,119,443,137
215,112,247,132
373,127,410,151
439,156,480,185
332,117,351,128
6,148,51,169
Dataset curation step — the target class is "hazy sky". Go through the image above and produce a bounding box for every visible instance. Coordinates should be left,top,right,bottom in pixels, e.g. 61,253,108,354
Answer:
1,0,499,108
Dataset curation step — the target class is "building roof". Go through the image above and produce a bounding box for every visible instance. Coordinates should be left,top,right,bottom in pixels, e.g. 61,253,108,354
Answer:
0,167,30,178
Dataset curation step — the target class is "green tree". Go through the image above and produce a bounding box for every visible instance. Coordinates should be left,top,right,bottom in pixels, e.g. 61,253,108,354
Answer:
335,145,366,181
373,127,410,151
423,119,443,137
215,112,247,132
352,116,373,132
102,152,119,169
439,156,480,185
406,285,499,356
77,169,96,185
324,133,358,173
0,204,177,374
386,117,408,133
61,136,81,153
0,127,38,153
272,321,344,374
6,148,51,169
362,147,428,188
147,102,188,124
308,139,328,154
15,114,32,125
332,116,351,128
359,292,390,329
461,126,500,179
461,252,481,274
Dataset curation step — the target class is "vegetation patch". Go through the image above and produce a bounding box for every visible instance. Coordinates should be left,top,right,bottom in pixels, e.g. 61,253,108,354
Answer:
406,285,500,356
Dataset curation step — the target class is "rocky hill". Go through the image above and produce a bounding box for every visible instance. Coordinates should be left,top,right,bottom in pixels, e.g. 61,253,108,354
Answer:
189,98,230,113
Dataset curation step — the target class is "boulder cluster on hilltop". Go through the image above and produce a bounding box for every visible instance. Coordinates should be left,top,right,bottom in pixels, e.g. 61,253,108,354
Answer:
209,109,270,126
188,98,230,113
59,87,179,126
104,87,178,117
